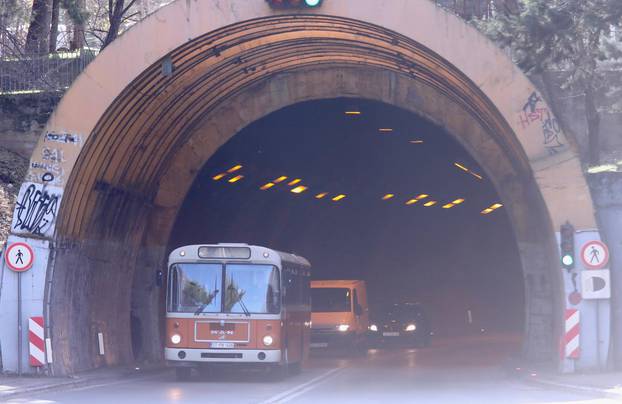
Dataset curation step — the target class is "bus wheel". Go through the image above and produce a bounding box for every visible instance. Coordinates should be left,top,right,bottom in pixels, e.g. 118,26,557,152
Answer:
175,367,192,381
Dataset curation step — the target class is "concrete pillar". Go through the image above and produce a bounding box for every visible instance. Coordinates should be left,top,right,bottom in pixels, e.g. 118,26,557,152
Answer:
589,172,622,369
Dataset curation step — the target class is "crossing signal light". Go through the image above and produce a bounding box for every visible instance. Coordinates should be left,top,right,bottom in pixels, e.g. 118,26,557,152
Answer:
560,222,575,270
267,0,323,8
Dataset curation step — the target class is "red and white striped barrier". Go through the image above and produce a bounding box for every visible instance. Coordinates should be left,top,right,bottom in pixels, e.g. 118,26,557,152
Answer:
564,309,580,359
28,316,46,366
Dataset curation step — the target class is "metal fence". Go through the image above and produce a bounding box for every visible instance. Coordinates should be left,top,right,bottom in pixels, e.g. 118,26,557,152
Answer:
0,49,97,95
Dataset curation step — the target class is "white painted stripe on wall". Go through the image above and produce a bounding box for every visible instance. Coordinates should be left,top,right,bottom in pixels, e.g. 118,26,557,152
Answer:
45,338,53,363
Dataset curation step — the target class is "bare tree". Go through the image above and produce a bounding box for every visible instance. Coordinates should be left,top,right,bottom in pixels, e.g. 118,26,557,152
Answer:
24,0,52,54
100,0,138,50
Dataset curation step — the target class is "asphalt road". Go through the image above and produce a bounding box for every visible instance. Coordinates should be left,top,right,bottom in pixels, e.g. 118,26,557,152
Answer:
7,335,616,404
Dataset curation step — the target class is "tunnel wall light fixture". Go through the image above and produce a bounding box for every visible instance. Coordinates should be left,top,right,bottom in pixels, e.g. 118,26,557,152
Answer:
228,175,244,183
291,186,308,194
481,202,503,215
423,200,437,207
273,176,288,183
332,194,346,201
227,164,242,173
381,194,395,200
212,173,226,181
287,178,301,186
260,182,275,190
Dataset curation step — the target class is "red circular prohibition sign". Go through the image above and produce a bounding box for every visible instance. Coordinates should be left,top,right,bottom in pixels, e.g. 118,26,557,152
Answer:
580,240,609,269
4,242,35,272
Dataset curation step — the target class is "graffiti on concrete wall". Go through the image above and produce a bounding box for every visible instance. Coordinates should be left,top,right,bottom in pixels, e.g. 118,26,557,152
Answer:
518,91,564,155
11,182,63,238
26,132,83,185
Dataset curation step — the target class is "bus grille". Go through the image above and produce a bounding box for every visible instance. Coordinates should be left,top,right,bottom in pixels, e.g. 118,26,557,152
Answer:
201,352,243,359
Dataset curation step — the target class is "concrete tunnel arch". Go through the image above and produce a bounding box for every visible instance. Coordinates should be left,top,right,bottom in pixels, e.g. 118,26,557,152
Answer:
11,0,597,374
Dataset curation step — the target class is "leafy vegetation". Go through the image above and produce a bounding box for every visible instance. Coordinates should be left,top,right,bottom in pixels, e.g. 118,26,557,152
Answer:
476,0,622,165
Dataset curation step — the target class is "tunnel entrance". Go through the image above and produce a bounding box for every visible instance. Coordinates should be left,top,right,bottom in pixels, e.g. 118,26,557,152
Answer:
169,98,525,342
9,1,597,375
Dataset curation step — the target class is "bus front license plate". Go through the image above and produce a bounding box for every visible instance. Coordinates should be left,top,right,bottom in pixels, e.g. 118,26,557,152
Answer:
210,342,234,349
382,332,399,337
310,342,328,348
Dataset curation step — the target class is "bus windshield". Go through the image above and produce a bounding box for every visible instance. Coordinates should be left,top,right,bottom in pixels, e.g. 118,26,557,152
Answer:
224,264,280,314
311,288,351,312
168,263,280,314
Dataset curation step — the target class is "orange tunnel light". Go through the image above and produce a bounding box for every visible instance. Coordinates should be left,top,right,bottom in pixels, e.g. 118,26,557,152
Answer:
291,186,308,194
287,178,301,186
228,175,244,183
260,183,275,190
332,194,346,201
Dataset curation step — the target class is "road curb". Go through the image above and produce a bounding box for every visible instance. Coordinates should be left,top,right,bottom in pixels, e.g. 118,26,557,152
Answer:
0,378,90,401
0,368,168,400
524,376,622,400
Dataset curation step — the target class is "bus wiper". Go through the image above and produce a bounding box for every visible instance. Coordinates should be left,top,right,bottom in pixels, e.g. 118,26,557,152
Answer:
194,289,219,315
238,296,251,317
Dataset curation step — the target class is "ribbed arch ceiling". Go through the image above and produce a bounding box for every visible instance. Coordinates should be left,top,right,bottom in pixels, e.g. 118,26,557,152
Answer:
57,15,530,239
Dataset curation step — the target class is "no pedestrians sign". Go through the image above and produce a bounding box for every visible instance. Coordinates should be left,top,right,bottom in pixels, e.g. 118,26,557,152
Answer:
4,242,34,272
580,240,609,270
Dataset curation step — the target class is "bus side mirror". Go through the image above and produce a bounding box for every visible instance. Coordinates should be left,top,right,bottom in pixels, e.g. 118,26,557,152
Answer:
355,304,363,316
156,270,164,288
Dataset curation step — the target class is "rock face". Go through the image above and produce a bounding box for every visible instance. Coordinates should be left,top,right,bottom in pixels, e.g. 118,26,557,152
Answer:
0,147,28,246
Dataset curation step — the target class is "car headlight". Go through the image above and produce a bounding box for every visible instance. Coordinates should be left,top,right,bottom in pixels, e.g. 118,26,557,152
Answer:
405,324,417,332
263,335,274,346
337,324,350,332
171,334,181,344
369,324,378,332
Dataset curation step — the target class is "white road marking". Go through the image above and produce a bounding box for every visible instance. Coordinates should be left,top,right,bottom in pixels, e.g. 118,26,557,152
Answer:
259,366,346,404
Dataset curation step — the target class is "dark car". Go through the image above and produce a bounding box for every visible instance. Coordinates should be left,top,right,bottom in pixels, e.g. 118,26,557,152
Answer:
367,302,431,348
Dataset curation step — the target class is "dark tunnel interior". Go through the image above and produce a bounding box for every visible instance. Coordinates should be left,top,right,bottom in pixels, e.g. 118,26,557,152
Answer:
168,98,525,338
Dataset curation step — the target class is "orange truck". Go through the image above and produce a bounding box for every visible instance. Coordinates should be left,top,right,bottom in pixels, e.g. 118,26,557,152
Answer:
310,280,369,353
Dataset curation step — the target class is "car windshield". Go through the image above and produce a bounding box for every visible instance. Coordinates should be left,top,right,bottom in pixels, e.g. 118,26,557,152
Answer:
168,263,280,314
311,287,351,312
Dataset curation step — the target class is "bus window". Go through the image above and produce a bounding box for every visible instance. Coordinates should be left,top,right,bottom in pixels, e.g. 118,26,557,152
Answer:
311,288,351,312
169,263,222,313
224,264,280,314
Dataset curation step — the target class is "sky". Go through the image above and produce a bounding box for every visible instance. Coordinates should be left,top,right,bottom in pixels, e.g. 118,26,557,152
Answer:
170,98,525,336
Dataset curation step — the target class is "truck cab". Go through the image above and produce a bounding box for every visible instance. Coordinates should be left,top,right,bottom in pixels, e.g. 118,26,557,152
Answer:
310,280,369,353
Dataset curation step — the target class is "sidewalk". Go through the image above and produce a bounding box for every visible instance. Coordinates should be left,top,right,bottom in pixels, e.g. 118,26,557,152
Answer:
0,365,167,400
523,369,622,400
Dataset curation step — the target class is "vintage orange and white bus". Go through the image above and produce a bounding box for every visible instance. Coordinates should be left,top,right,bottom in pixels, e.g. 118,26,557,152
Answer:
165,244,311,380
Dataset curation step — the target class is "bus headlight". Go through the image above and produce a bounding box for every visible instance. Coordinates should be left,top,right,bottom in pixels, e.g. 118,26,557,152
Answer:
337,324,350,332
263,335,274,346
171,334,182,344
405,324,417,332
369,324,378,332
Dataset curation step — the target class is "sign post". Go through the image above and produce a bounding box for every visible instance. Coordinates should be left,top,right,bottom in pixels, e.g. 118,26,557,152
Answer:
4,242,35,375
579,239,610,370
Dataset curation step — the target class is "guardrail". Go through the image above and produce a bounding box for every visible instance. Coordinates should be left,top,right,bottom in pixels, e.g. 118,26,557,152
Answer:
0,49,97,95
